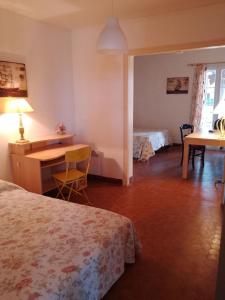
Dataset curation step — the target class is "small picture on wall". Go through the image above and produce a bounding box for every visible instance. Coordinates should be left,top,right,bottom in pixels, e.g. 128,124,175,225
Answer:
166,77,189,94
0,61,28,97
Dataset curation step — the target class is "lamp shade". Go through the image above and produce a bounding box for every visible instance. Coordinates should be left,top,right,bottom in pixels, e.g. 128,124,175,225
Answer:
97,17,128,54
0,98,33,113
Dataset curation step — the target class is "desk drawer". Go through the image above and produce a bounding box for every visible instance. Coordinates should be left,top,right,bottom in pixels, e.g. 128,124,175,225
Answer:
41,157,64,168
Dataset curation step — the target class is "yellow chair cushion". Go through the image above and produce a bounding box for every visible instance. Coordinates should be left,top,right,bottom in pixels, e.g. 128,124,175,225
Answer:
53,169,85,183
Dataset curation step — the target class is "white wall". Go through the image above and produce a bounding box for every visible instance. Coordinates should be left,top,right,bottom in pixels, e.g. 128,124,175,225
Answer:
134,47,225,143
72,28,124,179
0,8,74,180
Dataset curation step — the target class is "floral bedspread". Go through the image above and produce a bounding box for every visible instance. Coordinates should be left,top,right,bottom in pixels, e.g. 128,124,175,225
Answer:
133,136,155,161
0,180,140,300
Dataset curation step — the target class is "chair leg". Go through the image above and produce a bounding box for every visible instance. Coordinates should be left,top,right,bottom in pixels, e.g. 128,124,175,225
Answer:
82,189,92,205
55,180,66,200
192,150,195,169
59,187,66,200
201,149,205,167
67,182,75,202
67,186,73,202
180,145,184,166
55,178,91,205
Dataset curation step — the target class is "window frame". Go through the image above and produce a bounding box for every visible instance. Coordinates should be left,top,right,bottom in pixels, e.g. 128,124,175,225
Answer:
202,63,225,130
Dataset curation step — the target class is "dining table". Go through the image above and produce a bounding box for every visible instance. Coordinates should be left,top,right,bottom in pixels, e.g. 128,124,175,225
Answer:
182,131,225,179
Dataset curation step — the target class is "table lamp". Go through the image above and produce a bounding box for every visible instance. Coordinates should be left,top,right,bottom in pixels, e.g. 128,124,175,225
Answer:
2,98,34,143
214,100,225,138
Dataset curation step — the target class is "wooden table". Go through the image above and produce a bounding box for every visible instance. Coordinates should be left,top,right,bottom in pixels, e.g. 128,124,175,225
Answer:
182,131,225,179
9,134,89,194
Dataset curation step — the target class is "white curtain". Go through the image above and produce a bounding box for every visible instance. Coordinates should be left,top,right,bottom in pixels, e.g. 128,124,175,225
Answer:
190,64,207,130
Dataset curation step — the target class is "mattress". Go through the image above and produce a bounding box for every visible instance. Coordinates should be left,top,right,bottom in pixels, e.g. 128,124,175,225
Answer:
0,180,140,300
133,128,172,161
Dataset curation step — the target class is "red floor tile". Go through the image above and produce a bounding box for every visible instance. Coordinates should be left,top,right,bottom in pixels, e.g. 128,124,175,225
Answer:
80,146,224,299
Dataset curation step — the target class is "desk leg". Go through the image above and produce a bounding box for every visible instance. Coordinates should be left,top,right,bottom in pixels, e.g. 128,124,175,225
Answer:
182,141,189,179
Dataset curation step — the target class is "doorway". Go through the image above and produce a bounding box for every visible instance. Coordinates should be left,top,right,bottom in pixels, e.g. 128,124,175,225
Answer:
124,42,225,184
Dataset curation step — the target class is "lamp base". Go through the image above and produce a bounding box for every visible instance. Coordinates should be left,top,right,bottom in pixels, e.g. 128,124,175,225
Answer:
16,139,30,144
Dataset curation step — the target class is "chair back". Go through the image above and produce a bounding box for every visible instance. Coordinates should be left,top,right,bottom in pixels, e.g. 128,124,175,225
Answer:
65,147,91,163
65,147,91,175
214,118,223,130
180,124,194,146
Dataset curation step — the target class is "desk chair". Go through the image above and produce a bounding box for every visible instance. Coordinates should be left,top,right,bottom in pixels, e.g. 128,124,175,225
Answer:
180,124,205,169
52,146,91,203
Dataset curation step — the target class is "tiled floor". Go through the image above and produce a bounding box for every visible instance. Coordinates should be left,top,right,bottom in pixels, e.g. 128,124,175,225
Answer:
85,146,224,300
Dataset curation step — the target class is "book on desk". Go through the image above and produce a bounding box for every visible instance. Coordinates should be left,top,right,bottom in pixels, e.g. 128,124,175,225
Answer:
9,134,88,194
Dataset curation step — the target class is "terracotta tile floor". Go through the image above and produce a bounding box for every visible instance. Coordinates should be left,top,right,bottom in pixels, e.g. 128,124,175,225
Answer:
86,146,224,300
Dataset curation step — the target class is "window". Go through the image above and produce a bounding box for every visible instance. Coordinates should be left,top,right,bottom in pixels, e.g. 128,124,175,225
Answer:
201,65,225,130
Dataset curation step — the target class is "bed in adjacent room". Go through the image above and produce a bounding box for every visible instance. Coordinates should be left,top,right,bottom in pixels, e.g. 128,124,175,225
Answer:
0,180,140,300
133,128,172,161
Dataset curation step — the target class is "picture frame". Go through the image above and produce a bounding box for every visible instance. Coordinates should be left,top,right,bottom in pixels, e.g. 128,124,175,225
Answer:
0,60,28,97
166,77,189,94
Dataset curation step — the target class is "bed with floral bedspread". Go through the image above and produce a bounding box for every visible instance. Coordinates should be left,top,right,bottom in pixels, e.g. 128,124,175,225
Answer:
0,180,140,300
133,128,172,161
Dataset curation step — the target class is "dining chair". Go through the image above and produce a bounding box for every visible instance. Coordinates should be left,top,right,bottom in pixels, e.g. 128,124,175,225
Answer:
52,146,91,203
180,124,205,169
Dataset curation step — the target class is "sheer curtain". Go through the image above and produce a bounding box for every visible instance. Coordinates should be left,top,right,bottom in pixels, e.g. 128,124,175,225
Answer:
190,64,207,131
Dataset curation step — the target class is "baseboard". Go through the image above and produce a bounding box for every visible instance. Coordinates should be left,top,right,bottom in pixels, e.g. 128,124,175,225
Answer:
88,174,123,185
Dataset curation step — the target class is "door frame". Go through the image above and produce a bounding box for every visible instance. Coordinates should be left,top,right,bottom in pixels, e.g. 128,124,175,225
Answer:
123,38,225,185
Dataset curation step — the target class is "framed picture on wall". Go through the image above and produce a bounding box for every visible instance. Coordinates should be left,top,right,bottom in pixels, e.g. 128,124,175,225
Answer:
0,61,28,97
166,77,189,94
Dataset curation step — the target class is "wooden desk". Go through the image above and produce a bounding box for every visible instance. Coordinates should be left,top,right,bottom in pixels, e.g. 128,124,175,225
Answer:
9,134,88,194
182,131,225,179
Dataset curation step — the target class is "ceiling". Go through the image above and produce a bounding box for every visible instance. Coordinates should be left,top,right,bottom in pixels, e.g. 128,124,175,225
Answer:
0,0,224,29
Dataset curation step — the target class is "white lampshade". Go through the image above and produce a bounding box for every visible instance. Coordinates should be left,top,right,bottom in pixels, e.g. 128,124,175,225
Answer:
97,17,128,54
0,98,33,113
0,98,33,143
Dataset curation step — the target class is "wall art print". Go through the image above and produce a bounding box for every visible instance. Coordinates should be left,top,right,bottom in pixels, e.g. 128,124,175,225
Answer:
0,61,28,97
166,77,189,94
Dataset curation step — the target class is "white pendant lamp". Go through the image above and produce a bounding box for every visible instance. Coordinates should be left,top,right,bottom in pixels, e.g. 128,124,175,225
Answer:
97,1,128,54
